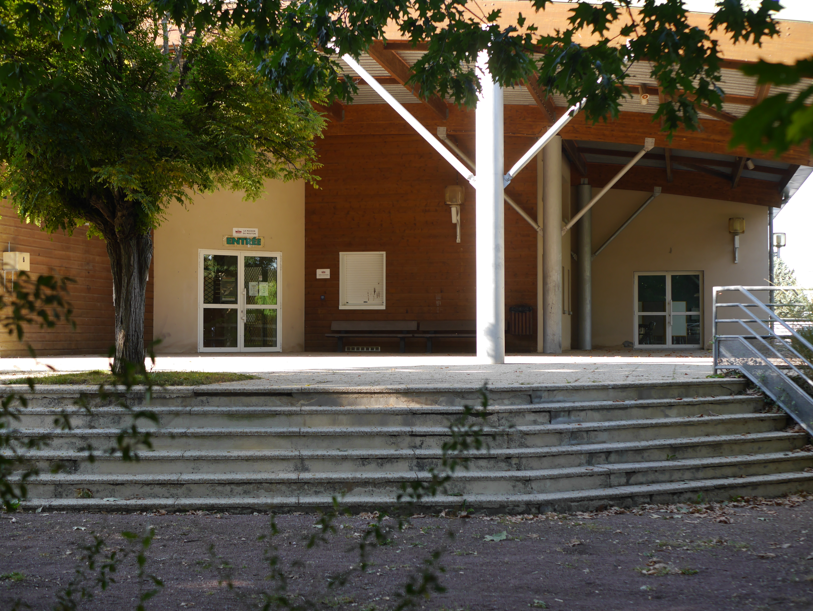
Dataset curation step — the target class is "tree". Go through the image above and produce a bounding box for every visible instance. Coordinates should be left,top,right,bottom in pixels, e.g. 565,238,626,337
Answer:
149,0,808,156
0,0,324,371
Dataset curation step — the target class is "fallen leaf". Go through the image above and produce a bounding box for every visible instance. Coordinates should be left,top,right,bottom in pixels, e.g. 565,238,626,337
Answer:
484,531,508,542
756,553,776,559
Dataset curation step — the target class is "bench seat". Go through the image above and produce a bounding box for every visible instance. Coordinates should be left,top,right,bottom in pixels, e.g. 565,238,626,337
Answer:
327,321,418,352
415,321,476,353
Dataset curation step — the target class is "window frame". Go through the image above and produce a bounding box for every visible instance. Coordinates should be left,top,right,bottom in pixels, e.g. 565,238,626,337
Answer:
339,251,386,310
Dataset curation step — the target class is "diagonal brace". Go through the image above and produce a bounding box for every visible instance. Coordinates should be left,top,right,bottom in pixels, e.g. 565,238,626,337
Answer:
341,54,475,185
562,138,655,236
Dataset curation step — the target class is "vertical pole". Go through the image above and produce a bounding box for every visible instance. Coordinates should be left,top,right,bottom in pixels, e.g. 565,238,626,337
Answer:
536,153,544,352
475,49,505,363
576,180,592,350
542,136,563,353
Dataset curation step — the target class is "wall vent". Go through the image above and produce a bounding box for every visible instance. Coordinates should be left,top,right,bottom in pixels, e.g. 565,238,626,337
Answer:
345,346,381,352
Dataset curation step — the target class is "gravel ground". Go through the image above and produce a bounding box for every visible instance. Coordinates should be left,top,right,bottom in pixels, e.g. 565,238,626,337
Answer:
3,495,813,611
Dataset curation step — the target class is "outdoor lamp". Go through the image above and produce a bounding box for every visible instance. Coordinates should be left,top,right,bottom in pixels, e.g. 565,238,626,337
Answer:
445,185,465,243
773,232,786,256
729,217,745,263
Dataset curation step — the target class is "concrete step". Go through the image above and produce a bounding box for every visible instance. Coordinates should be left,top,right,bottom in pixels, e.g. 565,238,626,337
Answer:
8,378,809,514
12,432,807,475
0,379,748,409
11,395,765,429
19,471,813,514
9,413,788,452
16,452,813,500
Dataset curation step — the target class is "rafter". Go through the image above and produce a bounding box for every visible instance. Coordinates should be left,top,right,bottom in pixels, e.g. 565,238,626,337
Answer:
777,165,800,194
755,83,772,103
671,159,732,182
366,40,448,120
562,140,588,177
731,156,747,188
523,77,557,122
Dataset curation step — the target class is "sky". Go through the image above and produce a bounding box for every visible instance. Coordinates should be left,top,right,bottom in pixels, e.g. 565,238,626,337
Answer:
775,177,813,288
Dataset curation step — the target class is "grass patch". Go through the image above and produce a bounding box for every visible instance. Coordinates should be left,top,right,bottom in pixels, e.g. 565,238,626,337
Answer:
7,371,257,386
0,572,25,582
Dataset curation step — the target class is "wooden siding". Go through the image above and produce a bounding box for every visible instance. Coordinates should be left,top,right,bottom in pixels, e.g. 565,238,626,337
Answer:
305,133,539,353
0,201,154,357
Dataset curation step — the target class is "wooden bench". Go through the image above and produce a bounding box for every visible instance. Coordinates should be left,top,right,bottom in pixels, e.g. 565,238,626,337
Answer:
415,320,476,353
326,321,418,353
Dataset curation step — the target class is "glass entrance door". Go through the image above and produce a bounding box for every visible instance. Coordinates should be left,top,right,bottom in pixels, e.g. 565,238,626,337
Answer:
635,272,702,348
199,250,281,352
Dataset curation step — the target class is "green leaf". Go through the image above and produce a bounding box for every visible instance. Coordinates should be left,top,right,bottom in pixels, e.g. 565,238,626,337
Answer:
484,531,508,542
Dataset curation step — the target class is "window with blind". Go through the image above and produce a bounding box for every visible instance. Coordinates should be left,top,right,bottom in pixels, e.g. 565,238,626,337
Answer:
339,252,386,310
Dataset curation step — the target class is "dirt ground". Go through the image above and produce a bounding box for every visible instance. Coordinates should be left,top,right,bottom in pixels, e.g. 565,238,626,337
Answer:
2,496,813,611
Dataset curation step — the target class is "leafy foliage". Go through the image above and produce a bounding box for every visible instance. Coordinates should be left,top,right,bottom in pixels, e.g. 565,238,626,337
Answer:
731,59,813,155
0,0,325,369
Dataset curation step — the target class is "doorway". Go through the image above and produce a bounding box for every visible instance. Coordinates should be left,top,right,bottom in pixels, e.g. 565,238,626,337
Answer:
198,250,281,352
634,272,702,348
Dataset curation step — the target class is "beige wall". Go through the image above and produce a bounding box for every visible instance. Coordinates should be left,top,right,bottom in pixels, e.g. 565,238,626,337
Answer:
153,180,305,353
590,189,769,348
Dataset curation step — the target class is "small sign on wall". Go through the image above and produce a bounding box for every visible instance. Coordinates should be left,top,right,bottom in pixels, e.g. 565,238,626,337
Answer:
316,269,330,279
233,228,258,237
223,236,265,246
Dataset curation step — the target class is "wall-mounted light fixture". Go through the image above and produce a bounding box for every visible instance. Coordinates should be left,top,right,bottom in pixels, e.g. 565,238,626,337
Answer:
729,217,745,263
773,232,787,256
444,185,465,243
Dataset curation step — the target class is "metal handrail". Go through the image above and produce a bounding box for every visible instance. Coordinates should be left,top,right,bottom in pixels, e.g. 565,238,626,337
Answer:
713,286,813,435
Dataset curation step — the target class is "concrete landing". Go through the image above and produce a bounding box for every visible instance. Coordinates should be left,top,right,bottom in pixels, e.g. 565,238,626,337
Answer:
0,349,714,388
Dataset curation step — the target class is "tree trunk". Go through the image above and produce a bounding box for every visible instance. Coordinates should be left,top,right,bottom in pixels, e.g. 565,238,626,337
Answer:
107,231,152,374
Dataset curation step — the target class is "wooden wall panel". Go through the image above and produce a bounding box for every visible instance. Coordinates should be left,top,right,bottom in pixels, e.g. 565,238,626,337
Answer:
0,201,154,357
305,133,539,353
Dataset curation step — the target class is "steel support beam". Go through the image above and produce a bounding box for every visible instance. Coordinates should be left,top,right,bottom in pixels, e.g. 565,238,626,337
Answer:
475,49,505,364
563,138,654,236
542,136,563,354
576,181,592,350
340,54,474,185
437,128,540,232
593,188,662,259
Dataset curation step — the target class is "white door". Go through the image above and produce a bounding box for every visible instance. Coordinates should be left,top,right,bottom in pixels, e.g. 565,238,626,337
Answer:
634,272,702,348
198,250,281,352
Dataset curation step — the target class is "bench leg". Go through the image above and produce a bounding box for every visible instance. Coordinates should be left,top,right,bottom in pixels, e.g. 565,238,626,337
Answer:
337,337,343,353
399,337,406,353
426,338,433,354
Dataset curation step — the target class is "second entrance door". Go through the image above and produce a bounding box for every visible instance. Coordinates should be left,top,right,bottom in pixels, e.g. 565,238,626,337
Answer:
635,272,702,348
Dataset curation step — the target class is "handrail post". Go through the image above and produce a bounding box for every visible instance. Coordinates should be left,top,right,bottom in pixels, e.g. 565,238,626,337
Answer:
712,287,719,374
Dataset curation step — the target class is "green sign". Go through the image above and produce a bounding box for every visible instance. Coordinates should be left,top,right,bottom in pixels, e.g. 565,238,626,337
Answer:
223,236,264,246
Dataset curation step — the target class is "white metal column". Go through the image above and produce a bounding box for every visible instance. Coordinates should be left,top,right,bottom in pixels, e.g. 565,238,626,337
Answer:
542,136,563,354
475,49,505,363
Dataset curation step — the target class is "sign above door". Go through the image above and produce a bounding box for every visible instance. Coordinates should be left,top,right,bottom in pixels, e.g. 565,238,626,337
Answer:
233,228,258,237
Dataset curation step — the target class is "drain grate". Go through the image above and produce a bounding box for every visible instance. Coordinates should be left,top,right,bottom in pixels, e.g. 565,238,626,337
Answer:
345,346,381,352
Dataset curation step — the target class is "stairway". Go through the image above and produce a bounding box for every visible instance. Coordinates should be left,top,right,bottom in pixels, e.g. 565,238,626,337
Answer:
6,379,813,513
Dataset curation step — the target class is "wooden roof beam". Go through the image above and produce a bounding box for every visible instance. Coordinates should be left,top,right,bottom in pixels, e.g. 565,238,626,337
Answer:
755,83,772,103
731,156,747,188
562,139,589,178
524,77,558,122
777,164,801,194
672,159,732,182
366,40,448,120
